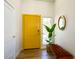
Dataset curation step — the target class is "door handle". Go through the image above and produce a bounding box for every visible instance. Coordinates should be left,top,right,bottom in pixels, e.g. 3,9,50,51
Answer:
37,29,40,32
12,35,16,38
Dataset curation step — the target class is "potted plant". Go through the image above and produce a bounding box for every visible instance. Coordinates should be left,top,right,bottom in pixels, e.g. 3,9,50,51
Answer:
44,24,56,52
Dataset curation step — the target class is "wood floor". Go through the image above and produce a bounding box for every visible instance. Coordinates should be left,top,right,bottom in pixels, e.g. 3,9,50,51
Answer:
16,49,56,59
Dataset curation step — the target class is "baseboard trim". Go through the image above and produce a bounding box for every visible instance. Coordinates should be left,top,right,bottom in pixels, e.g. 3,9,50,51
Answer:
15,48,22,58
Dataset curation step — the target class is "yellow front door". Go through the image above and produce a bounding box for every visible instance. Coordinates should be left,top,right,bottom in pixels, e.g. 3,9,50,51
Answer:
22,14,41,49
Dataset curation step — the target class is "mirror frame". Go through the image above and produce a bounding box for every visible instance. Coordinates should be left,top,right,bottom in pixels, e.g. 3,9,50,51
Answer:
58,16,66,30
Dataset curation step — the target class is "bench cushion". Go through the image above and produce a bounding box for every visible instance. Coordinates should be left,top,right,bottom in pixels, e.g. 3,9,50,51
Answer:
49,44,73,59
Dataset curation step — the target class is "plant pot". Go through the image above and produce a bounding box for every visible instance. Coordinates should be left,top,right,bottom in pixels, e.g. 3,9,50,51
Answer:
46,44,51,53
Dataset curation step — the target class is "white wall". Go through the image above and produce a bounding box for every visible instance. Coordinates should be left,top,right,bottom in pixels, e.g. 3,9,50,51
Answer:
54,0,75,55
15,0,22,57
21,0,54,18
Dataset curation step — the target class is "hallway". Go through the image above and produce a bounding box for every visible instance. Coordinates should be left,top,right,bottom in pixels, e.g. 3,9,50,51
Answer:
16,49,56,59
4,0,75,59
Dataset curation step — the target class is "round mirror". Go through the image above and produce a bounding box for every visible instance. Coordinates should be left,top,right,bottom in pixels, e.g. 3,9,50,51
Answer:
58,16,66,30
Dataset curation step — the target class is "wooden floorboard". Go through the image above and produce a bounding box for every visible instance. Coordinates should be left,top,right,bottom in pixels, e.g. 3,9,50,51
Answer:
16,49,56,59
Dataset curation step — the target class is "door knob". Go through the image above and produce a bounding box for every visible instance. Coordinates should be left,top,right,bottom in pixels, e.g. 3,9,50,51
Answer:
37,30,40,32
12,35,16,38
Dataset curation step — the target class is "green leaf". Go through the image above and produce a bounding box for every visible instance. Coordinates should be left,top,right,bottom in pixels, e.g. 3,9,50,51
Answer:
46,40,50,42
48,32,52,38
44,25,51,32
50,24,56,32
49,38,52,41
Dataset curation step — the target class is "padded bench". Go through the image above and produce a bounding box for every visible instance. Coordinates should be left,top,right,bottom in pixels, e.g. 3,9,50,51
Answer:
49,44,73,59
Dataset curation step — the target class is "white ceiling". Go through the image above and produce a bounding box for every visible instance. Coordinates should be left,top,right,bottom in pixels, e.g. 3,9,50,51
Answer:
36,0,54,2
22,0,54,3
